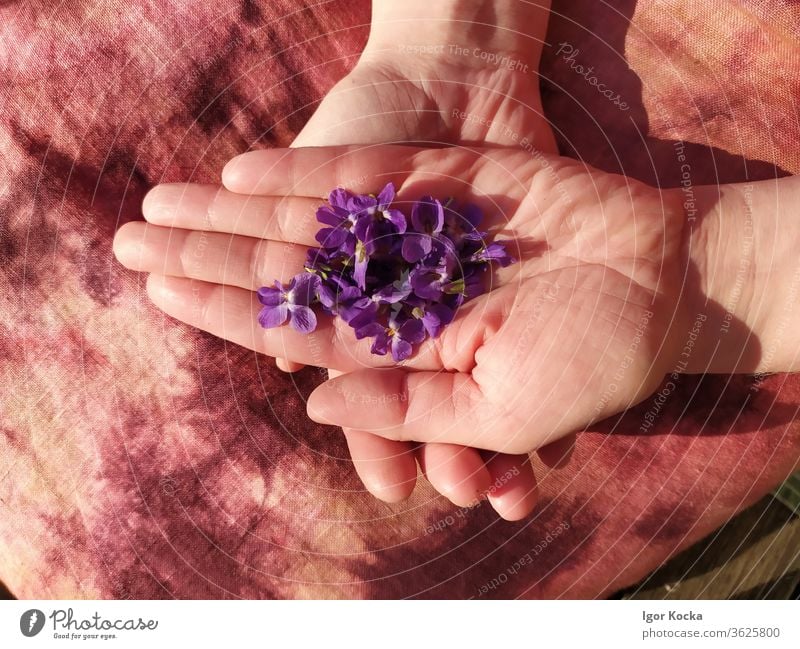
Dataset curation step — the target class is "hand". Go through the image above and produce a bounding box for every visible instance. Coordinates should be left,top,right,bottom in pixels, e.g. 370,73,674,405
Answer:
122,1,559,519
291,32,555,152
285,0,557,518
114,144,693,499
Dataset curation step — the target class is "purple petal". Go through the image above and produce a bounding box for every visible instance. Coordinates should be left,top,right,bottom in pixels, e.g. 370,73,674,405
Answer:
258,303,289,329
347,194,377,216
340,295,374,324
340,236,356,257
328,187,353,209
289,305,317,334
353,215,371,242
374,280,411,304
471,241,515,267
411,196,444,234
411,270,443,300
461,203,483,228
355,321,385,340
390,338,413,362
315,226,349,249
421,303,455,338
363,221,382,254
398,318,426,345
305,247,330,269
256,285,283,307
370,331,391,356
382,207,407,234
340,285,365,302
462,230,486,243
316,282,336,309
401,234,432,263
376,182,396,207
354,249,369,290
316,204,348,226
464,268,485,299
287,273,320,306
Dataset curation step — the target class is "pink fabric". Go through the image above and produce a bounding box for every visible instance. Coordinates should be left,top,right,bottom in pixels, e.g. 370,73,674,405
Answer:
1,0,798,598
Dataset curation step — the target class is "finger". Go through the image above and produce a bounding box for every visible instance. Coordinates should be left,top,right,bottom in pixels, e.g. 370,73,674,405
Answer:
142,184,320,245
306,368,522,452
417,443,492,508
328,366,416,501
114,221,308,288
329,365,416,502
144,275,444,372
482,452,538,521
344,429,417,503
276,358,305,373
222,144,423,196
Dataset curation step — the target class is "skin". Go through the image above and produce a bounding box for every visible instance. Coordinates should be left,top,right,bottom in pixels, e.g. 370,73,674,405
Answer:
284,0,556,517
114,145,683,483
118,0,558,520
114,2,800,520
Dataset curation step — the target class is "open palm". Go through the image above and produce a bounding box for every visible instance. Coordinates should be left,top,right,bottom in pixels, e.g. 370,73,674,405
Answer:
115,144,688,509
119,41,564,519
285,50,560,516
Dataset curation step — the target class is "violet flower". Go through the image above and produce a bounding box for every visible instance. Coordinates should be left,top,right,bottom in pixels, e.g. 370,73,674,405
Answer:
367,314,426,362
257,273,320,334
373,270,412,304
401,195,445,263
443,201,485,247
418,303,455,338
350,182,407,237
315,188,360,255
335,286,375,324
469,241,515,267
258,183,518,363
410,250,464,300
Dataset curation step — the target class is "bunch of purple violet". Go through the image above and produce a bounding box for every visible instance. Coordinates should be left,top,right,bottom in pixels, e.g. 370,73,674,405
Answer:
256,183,515,362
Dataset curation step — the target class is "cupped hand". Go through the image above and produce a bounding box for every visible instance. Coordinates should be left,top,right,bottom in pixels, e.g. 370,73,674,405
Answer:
283,47,557,518
114,144,689,515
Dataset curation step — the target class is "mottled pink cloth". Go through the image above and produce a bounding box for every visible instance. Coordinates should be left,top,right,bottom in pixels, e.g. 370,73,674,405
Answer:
1,0,799,599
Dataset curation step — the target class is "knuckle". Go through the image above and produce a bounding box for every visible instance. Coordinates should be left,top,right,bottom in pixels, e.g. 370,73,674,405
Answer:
205,189,224,231
249,238,278,287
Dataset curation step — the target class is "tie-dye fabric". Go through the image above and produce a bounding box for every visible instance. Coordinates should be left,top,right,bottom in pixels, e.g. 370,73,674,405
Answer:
1,0,798,599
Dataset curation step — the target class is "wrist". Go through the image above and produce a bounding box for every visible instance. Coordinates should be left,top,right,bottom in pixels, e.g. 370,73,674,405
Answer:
671,176,800,374
364,0,550,72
